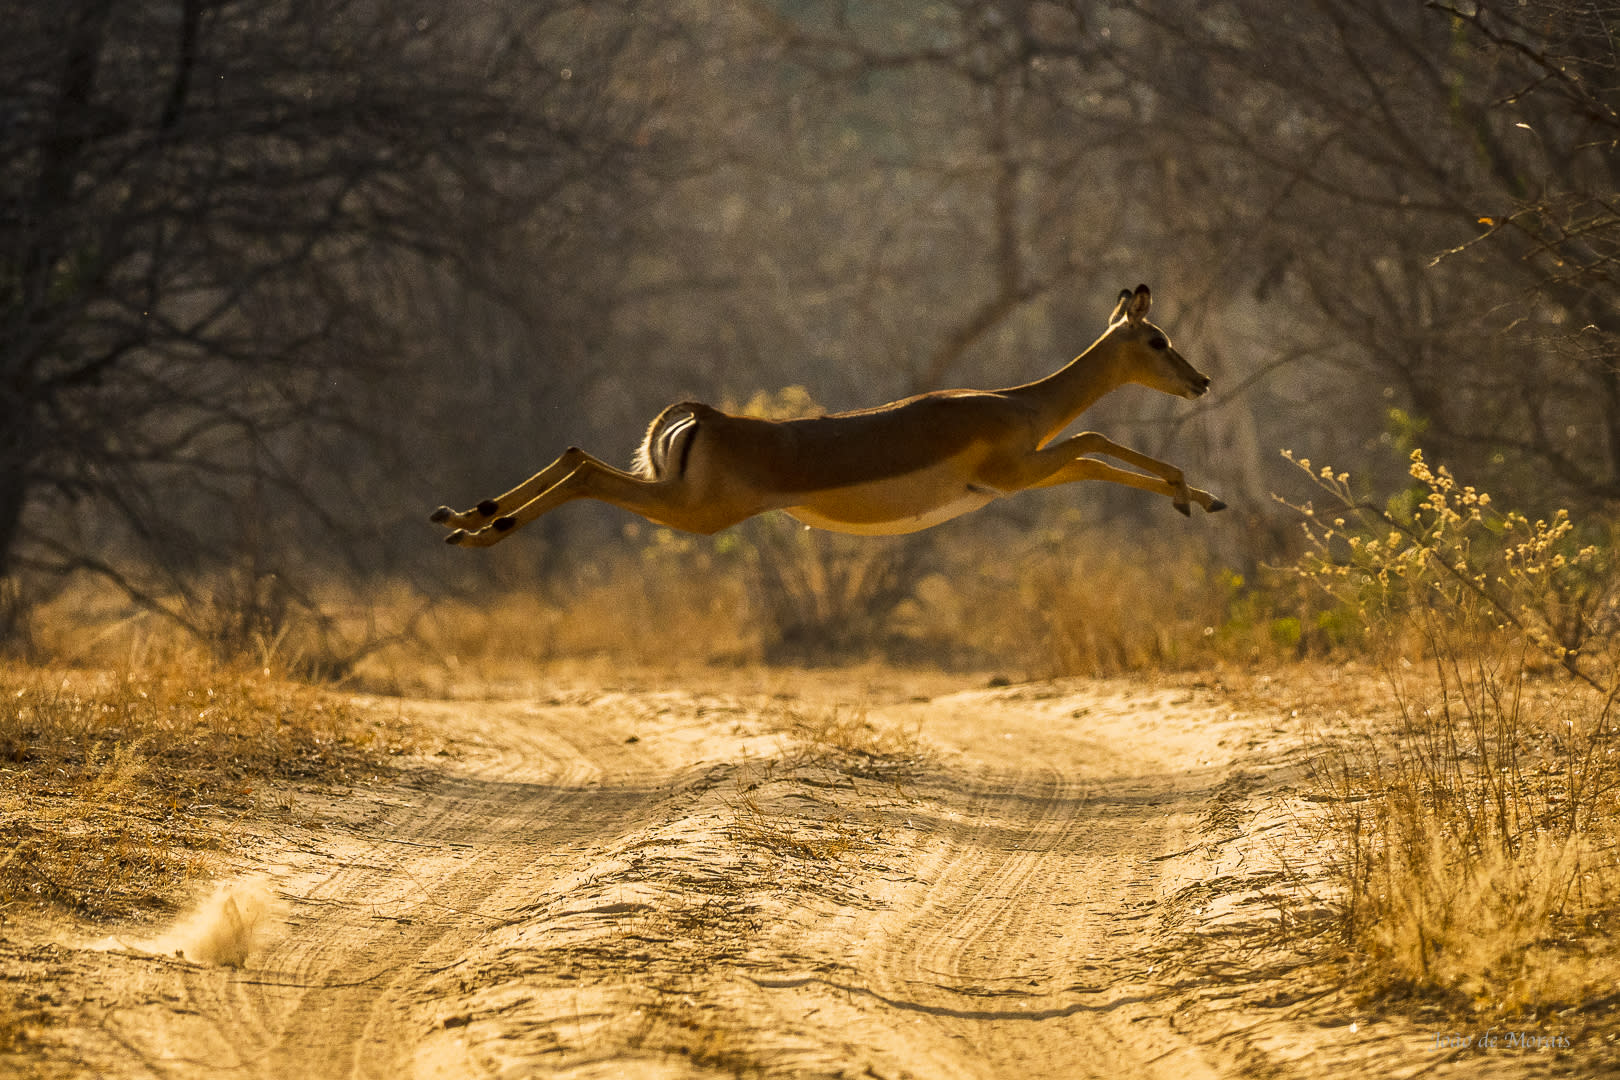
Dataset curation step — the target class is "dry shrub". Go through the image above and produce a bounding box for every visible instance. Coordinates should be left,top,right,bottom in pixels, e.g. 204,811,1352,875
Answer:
1311,660,1620,1011
733,516,936,664
1291,450,1620,1012
22,574,416,684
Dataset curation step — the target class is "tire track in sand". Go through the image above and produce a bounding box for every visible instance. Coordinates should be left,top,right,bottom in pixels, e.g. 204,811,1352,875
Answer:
108,696,761,1079
747,685,1247,1079
97,680,1260,1079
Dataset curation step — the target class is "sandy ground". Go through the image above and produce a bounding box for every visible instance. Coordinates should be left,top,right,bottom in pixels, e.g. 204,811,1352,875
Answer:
2,670,1600,1078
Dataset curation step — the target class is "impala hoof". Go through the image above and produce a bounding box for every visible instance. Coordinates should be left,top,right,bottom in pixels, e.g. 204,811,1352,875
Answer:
446,529,467,545
1209,499,1227,513
1175,502,1191,518
430,505,454,523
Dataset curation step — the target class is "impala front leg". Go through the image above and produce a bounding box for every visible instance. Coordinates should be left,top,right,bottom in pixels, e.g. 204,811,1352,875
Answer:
1065,432,1200,512
1034,458,1225,514
1006,432,1225,515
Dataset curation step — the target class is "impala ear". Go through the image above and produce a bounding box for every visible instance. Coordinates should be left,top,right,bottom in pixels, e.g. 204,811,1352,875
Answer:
1126,283,1152,322
1110,288,1134,323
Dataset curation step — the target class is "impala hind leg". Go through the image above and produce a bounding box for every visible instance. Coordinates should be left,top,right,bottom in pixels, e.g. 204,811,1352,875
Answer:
445,450,755,546
431,450,586,531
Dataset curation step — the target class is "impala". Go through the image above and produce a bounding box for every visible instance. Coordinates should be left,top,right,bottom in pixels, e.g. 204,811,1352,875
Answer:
432,284,1224,545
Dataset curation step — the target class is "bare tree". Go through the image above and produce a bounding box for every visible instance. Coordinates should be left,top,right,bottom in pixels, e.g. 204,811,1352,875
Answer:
1094,0,1620,505
0,0,649,642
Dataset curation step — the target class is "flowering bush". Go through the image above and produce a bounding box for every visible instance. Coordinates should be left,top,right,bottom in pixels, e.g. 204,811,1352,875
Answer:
1283,448,1617,689
1283,448,1620,1010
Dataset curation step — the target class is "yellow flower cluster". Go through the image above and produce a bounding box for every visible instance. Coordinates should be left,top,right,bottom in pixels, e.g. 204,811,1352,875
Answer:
1280,446,1610,678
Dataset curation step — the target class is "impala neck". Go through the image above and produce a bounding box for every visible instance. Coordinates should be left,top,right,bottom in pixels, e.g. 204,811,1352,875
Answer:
1006,330,1133,437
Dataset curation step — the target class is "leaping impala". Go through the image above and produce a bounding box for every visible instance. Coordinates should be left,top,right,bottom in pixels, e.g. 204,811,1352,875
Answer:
432,284,1224,545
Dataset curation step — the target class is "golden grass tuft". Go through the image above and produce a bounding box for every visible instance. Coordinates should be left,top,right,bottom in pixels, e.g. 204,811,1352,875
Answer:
775,701,928,782
955,530,1244,675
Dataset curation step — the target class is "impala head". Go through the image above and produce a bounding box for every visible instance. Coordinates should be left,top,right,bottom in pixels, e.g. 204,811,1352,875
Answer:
1106,284,1210,400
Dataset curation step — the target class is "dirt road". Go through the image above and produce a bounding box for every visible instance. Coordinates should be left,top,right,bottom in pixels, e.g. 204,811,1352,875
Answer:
12,672,1551,1077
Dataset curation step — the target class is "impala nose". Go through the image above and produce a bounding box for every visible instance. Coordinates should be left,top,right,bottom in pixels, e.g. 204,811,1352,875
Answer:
1187,372,1211,398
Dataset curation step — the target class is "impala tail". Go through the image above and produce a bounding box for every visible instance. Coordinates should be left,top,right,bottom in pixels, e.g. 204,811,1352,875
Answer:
633,401,706,480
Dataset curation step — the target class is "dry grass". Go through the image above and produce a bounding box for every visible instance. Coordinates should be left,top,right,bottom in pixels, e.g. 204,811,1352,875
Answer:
775,701,928,778
0,649,422,923
335,520,1308,694
932,524,1309,676
320,539,756,696
724,703,927,866
16,497,1318,692
726,778,866,863
1304,662,1620,1013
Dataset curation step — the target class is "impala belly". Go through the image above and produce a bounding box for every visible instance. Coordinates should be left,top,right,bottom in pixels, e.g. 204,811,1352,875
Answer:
781,459,1001,536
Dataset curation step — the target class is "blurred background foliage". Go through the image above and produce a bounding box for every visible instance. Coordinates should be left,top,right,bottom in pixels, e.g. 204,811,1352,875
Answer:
4,0,1619,672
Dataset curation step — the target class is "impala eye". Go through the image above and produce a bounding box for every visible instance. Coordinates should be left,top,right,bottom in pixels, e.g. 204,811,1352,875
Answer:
1149,337,1169,350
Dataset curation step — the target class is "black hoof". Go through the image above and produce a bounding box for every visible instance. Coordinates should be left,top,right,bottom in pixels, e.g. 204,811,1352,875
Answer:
1175,503,1191,518
493,516,517,532
430,506,453,523
477,499,500,517
445,529,466,545
1209,499,1228,513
